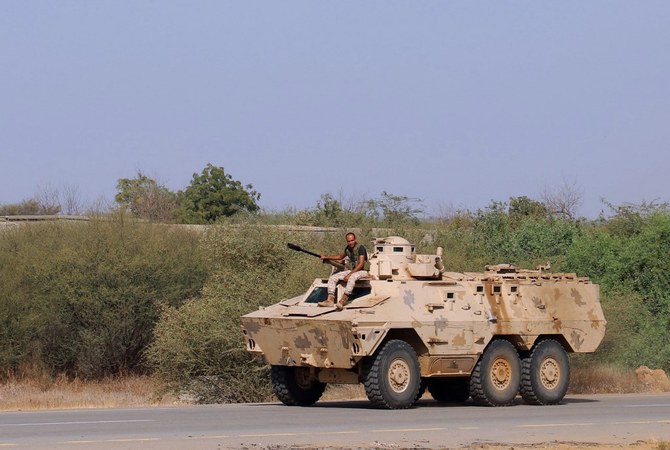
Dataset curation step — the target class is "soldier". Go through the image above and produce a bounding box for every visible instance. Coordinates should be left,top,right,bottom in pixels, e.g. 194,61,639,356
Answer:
318,232,369,310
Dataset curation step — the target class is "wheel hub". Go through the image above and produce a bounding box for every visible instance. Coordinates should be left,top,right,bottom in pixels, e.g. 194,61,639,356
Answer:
388,359,410,393
491,357,512,389
540,357,560,389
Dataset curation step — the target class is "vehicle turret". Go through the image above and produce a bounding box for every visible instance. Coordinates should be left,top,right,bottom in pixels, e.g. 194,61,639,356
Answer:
368,236,444,280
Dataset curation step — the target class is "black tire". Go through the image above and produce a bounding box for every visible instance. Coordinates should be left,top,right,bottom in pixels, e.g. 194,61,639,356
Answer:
271,365,326,406
363,339,421,409
520,339,570,405
427,378,470,403
469,340,521,406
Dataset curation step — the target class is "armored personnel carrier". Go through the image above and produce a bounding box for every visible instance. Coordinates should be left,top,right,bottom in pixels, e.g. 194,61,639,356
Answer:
241,236,606,409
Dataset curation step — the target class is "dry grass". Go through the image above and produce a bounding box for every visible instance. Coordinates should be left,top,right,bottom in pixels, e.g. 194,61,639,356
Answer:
322,383,367,401
1,364,668,411
570,364,670,394
0,374,185,411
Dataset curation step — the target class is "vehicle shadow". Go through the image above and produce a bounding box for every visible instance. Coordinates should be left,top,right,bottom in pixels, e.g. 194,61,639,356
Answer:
309,395,600,409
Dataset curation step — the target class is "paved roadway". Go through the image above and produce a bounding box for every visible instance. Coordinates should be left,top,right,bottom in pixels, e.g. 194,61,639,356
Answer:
1,393,670,449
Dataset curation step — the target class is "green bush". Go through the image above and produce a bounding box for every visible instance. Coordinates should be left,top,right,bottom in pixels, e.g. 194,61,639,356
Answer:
470,201,579,269
565,211,670,370
147,224,347,403
0,215,207,378
148,295,271,403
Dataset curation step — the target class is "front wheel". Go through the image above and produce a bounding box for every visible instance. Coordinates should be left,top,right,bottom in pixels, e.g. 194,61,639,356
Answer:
363,339,421,409
470,340,521,406
520,339,570,405
271,366,326,406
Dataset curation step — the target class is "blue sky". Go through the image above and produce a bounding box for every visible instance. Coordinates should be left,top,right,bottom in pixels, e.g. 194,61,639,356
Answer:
1,1,668,218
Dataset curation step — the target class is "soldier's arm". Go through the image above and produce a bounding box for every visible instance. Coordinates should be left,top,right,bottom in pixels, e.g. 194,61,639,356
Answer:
320,252,346,262
350,254,366,273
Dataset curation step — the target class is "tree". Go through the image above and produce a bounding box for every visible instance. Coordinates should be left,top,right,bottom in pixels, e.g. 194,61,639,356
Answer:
36,184,85,215
115,172,178,222
178,164,260,223
508,196,549,223
365,191,424,225
541,179,583,220
58,184,84,215
310,193,346,226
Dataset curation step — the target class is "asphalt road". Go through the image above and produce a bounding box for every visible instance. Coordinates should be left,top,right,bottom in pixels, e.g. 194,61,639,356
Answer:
1,393,670,449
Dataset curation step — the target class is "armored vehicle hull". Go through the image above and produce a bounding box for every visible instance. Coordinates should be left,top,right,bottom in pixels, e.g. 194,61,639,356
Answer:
241,236,606,409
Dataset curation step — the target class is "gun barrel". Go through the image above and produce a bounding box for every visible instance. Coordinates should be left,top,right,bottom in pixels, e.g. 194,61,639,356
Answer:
287,243,320,258
287,243,346,271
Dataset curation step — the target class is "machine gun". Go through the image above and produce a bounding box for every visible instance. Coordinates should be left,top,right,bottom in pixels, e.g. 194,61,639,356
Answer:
287,243,346,271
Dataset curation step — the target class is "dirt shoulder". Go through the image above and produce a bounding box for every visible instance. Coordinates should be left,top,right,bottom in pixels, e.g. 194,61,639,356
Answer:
468,443,665,450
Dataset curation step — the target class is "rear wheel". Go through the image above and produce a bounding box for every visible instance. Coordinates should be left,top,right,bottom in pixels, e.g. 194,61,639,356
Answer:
520,339,570,405
363,339,421,409
428,378,470,403
470,340,521,406
271,366,326,406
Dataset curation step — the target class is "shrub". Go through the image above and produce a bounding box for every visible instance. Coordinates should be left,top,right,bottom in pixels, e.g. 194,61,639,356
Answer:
565,212,670,371
149,225,306,401
149,295,271,403
147,225,365,403
0,215,207,378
